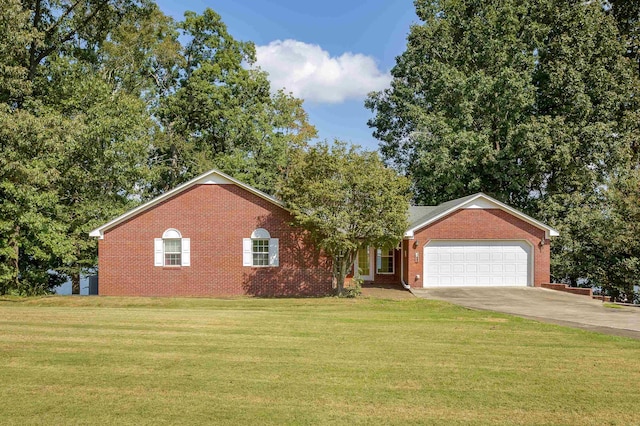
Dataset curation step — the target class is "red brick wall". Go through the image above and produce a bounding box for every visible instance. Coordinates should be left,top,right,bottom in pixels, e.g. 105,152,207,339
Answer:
98,184,333,297
404,209,550,288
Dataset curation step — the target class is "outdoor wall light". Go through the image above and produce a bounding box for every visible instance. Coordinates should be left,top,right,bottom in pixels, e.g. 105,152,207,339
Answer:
414,252,419,263
539,238,545,247
413,240,419,249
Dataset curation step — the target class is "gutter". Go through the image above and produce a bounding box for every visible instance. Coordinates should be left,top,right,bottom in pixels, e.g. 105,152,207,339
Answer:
400,242,411,290
401,278,411,291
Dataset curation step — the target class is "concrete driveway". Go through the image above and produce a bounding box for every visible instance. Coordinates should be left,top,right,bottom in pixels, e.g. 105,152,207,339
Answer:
412,287,640,339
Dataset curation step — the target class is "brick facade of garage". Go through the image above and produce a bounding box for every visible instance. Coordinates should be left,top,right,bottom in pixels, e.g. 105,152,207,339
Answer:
403,209,550,288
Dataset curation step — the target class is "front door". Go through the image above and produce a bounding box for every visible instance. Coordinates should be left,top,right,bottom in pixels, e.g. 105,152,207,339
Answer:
356,247,374,281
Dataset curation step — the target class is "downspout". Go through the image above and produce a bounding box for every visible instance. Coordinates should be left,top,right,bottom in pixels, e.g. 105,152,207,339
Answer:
400,240,411,290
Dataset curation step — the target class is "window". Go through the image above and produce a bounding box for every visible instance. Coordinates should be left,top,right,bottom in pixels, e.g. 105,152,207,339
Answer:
357,247,371,277
164,239,181,266
243,228,279,267
252,239,269,266
376,248,394,274
154,229,190,267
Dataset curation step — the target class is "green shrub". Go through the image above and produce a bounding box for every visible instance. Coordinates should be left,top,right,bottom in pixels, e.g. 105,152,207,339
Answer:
339,278,362,298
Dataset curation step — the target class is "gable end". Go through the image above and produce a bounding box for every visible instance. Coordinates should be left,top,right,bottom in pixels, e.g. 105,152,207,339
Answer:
405,193,559,239
89,169,284,239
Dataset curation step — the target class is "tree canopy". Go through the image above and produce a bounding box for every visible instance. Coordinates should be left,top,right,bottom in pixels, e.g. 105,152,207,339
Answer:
367,0,640,297
277,141,410,295
0,1,316,295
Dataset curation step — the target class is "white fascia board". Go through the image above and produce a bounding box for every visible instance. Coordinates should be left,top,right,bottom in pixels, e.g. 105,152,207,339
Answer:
406,193,559,237
468,195,560,237
88,169,285,239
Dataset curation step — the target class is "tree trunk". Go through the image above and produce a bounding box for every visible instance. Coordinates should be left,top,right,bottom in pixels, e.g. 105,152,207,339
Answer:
333,256,345,295
12,225,20,290
333,251,356,296
71,271,80,295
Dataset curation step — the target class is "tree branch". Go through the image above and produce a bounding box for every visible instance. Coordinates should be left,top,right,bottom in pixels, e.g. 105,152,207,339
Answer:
44,0,84,40
27,0,43,82
35,0,111,66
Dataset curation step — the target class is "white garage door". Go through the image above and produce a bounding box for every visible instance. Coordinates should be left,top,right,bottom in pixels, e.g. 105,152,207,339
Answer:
424,241,531,287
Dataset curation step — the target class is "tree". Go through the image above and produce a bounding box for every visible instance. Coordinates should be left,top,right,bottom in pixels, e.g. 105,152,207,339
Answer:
366,0,640,288
150,8,316,195
0,0,150,295
0,105,75,294
43,58,152,294
608,0,640,78
277,141,410,295
586,169,640,302
0,2,317,295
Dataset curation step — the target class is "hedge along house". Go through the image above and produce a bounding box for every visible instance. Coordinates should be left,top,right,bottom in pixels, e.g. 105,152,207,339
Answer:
89,169,558,296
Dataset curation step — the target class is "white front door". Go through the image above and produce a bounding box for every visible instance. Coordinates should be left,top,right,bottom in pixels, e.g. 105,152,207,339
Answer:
356,247,374,281
423,240,531,287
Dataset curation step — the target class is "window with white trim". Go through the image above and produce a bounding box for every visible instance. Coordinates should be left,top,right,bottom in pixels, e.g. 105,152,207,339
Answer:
376,248,394,274
154,229,190,267
252,239,269,266
243,228,279,267
164,238,182,265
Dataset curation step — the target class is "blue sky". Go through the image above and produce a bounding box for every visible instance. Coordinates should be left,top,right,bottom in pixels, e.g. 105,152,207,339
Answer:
155,0,418,151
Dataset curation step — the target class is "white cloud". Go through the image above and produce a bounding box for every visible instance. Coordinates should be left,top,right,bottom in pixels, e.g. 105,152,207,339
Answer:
255,39,391,104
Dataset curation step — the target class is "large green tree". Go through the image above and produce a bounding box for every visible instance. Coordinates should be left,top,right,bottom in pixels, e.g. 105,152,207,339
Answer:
609,0,640,78
0,2,317,295
367,0,640,291
150,8,316,195
43,58,152,293
0,106,74,294
277,141,410,295
0,0,151,294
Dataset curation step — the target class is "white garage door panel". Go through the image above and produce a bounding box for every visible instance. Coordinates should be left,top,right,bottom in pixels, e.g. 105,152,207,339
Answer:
424,241,531,287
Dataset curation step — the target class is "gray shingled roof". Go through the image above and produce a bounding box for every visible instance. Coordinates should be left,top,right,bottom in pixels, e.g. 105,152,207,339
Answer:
408,193,480,230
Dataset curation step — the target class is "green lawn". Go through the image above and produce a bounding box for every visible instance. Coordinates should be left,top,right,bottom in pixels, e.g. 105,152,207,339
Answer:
0,296,638,425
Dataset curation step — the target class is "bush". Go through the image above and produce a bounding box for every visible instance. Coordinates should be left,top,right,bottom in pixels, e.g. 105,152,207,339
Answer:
338,278,362,298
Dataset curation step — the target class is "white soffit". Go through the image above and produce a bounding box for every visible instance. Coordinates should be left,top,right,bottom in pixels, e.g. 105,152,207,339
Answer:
462,198,497,209
196,174,235,185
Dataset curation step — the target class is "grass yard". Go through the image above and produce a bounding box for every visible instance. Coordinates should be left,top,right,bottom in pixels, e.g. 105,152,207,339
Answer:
0,296,638,425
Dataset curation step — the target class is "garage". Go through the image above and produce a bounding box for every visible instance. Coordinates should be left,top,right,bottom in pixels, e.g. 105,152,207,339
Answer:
423,240,531,287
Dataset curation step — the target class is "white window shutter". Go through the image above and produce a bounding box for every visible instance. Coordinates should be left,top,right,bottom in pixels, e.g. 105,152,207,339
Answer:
269,238,279,267
181,238,190,266
154,238,163,266
243,238,252,266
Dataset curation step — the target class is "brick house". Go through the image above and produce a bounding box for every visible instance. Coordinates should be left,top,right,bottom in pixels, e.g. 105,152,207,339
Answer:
89,169,558,296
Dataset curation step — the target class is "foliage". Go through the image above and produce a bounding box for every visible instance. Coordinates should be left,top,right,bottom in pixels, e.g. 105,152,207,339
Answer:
608,0,640,78
367,0,640,292
278,141,410,295
0,2,316,294
148,8,317,195
0,106,73,294
340,277,363,298
587,169,640,301
0,0,33,102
